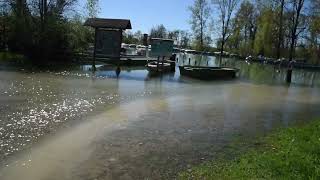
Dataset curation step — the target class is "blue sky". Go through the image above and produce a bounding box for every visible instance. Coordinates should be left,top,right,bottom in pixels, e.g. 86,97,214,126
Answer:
79,0,195,33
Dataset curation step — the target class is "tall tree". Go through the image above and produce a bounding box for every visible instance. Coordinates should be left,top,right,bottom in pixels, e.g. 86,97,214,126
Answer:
276,0,286,59
288,0,305,61
0,0,10,49
254,6,277,57
189,0,211,51
213,0,239,64
307,0,320,63
150,24,167,39
179,30,191,48
86,0,99,18
233,0,257,55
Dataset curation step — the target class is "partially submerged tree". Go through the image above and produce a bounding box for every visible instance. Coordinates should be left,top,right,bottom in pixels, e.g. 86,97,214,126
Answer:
189,0,211,51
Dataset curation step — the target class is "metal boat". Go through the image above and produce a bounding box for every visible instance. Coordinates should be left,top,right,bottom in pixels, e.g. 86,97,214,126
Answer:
179,66,237,80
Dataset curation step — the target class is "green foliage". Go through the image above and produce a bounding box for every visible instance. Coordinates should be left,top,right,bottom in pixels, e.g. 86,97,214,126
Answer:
254,8,277,57
123,30,144,45
179,119,320,180
86,0,99,18
2,0,93,63
150,24,167,39
0,52,25,62
226,0,256,56
189,0,211,51
67,16,93,52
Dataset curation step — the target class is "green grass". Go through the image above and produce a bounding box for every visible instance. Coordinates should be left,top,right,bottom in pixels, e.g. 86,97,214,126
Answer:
0,51,26,63
179,120,320,180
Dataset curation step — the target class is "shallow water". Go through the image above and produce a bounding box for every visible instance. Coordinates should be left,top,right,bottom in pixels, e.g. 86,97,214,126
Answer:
0,56,320,179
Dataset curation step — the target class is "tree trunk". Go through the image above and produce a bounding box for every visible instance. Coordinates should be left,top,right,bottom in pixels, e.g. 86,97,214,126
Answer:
220,32,225,67
287,0,304,83
289,34,296,61
200,22,203,50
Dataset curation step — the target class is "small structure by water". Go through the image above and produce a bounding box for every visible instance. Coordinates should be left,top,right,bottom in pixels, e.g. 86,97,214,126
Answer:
84,18,132,71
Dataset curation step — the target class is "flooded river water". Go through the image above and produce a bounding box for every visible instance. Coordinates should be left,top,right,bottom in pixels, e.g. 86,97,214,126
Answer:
0,55,320,179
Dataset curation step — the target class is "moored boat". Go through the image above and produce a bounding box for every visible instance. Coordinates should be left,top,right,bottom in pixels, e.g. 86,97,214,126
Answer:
179,65,237,80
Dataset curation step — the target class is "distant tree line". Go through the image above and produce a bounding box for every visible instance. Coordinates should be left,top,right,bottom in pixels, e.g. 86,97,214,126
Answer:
188,0,320,64
0,0,319,64
123,25,191,49
0,0,98,63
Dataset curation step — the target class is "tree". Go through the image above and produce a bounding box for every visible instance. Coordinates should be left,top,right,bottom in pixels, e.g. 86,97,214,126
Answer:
212,0,239,65
276,0,286,59
86,0,99,18
179,30,191,48
232,0,257,55
288,0,306,61
168,30,180,45
150,24,167,39
123,30,142,44
189,0,211,51
133,30,143,44
254,6,277,57
0,0,10,49
306,0,320,63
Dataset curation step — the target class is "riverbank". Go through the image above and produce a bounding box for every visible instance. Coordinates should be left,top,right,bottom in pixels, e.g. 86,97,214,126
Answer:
179,119,320,179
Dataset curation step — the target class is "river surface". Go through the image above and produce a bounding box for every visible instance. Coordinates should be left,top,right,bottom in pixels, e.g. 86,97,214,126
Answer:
0,55,320,180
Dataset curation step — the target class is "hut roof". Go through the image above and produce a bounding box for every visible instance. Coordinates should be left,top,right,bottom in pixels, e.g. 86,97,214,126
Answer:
84,18,132,29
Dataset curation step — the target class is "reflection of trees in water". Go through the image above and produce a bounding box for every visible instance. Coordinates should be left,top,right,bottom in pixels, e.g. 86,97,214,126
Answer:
235,61,320,86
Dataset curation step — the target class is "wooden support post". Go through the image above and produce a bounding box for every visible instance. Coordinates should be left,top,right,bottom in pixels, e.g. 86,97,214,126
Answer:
92,28,98,72
157,56,160,72
119,29,123,64
189,58,191,65
286,69,292,83
162,56,165,70
286,61,294,83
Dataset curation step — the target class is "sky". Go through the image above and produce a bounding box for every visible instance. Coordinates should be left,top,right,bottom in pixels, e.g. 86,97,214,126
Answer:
79,0,195,33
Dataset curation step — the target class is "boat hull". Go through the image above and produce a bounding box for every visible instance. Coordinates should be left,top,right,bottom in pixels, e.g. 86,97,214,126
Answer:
179,66,237,80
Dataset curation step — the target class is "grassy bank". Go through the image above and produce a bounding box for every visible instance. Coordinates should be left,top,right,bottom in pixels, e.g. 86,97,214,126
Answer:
0,52,26,63
179,120,320,180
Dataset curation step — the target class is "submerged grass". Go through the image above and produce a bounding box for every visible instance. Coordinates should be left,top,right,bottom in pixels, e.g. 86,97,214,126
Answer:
179,120,320,180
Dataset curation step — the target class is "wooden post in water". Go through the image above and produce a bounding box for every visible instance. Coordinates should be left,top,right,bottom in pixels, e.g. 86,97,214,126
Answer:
286,69,292,83
157,56,160,72
92,28,98,72
189,58,191,65
286,61,294,83
161,56,165,70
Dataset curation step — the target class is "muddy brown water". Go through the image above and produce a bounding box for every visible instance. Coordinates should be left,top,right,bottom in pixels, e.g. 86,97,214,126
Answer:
0,56,320,180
